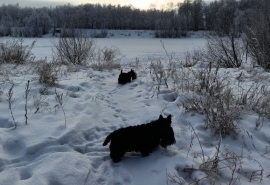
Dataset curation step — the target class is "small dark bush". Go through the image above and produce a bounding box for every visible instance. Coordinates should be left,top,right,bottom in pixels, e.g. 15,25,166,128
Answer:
36,61,59,87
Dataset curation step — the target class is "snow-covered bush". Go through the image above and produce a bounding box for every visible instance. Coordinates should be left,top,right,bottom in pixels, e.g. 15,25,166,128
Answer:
148,41,179,94
205,33,245,68
36,60,59,87
101,46,121,63
0,38,35,64
90,46,122,70
168,134,264,185
242,0,270,69
180,67,241,137
182,49,205,67
178,63,270,137
151,47,270,137
52,34,96,66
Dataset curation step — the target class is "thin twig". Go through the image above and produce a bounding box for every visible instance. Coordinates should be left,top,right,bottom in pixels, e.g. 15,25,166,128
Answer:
24,80,30,125
187,121,205,162
6,84,17,129
55,88,67,127
84,169,91,184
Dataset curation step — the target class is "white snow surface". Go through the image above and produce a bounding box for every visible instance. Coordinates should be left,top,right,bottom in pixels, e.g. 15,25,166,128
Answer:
25,30,207,60
0,31,270,185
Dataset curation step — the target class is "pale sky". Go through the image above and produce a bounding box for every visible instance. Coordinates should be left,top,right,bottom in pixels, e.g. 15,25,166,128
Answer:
0,0,212,10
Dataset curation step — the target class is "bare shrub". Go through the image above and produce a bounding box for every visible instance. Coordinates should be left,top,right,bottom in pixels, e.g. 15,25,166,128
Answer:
170,67,191,94
180,65,242,137
0,88,3,99
101,46,121,62
149,59,168,91
243,1,270,69
167,129,264,185
183,94,241,137
0,73,4,100
176,63,237,137
183,49,205,67
0,38,35,64
54,88,67,127
32,92,49,113
205,33,245,68
183,145,264,185
171,60,219,95
90,46,122,70
128,57,143,70
180,65,270,137
147,43,270,138
36,60,59,87
6,84,17,129
235,82,270,119
52,34,96,65
149,41,179,94
24,80,30,125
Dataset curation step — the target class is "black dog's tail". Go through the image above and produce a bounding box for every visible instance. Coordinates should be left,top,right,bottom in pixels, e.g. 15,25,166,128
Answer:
103,133,113,146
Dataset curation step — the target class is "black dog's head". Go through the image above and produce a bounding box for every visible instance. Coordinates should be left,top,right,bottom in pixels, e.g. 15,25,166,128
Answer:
158,115,176,148
118,69,137,84
128,69,137,80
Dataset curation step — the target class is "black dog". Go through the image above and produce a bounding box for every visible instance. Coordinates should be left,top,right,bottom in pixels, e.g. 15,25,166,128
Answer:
103,115,176,163
118,69,137,84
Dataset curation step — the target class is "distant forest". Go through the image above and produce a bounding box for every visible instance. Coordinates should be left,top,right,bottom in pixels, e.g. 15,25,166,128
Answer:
0,0,269,38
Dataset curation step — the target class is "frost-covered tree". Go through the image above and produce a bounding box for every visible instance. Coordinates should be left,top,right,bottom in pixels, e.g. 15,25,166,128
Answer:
204,1,219,31
215,0,240,36
22,11,52,37
178,0,193,31
0,3,175,33
192,0,205,31
242,0,270,69
155,3,182,38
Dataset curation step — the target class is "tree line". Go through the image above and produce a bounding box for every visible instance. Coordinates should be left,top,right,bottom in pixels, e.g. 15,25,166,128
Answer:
0,0,269,39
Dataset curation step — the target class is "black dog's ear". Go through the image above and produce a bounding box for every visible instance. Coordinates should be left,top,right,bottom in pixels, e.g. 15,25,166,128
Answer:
162,115,172,125
121,70,123,73
167,115,172,123
159,114,164,120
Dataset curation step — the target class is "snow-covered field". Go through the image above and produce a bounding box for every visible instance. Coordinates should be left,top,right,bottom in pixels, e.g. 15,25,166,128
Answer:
0,32,270,185
25,30,207,60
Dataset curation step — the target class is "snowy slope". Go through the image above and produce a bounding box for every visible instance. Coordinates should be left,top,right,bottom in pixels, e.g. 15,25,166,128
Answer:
0,35,270,185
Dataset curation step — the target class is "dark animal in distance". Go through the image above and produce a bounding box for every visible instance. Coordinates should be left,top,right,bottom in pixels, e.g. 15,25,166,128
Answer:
118,69,137,84
103,114,176,163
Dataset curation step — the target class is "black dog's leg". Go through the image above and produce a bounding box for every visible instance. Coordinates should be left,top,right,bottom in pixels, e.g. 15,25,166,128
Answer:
110,149,125,163
141,151,150,157
140,147,151,157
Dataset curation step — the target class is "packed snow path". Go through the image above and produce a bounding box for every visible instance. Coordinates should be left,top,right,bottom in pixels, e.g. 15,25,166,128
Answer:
0,68,186,185
1,66,270,185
